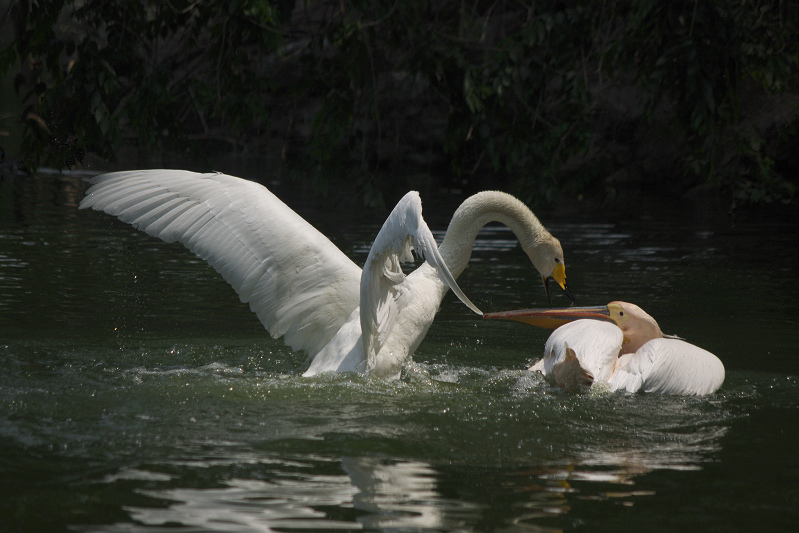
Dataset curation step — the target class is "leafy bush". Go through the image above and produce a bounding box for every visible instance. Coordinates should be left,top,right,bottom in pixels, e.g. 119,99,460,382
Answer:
2,0,797,207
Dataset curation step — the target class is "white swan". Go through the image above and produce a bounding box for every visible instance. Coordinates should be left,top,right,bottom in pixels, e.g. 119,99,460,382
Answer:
80,170,571,380
484,302,724,395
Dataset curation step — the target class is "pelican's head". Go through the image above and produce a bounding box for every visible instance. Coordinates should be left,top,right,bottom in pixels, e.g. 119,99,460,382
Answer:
606,301,663,354
483,300,663,355
524,235,573,305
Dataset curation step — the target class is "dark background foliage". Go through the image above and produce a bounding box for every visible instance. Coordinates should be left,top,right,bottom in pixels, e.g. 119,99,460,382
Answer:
1,0,797,210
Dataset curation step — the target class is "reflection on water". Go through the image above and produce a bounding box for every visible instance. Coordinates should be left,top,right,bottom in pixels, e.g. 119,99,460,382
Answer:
125,468,359,531
344,457,481,531
86,431,722,533
1,173,798,531
59,362,738,532
93,457,474,532
571,422,728,477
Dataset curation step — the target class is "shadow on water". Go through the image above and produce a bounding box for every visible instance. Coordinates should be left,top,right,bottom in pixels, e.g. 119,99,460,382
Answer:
1,171,798,531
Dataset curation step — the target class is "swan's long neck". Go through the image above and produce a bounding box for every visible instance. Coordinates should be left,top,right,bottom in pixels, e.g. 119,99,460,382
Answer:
438,191,550,279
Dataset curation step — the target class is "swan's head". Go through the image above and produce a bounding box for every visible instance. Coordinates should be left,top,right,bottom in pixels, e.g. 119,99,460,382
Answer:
524,235,573,305
438,189,573,305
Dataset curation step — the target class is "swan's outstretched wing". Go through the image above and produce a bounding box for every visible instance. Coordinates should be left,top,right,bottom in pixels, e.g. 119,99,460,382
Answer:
359,191,481,366
80,170,362,356
608,338,725,395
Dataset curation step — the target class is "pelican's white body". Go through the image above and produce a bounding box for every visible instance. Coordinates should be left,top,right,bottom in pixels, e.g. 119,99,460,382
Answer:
531,320,725,395
81,170,564,380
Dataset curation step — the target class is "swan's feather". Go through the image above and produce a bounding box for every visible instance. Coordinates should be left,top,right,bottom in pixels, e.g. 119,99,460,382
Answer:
80,170,362,357
359,191,481,371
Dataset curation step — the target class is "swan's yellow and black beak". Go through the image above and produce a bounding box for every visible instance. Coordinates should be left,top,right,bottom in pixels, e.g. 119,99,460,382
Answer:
543,262,574,305
483,305,613,329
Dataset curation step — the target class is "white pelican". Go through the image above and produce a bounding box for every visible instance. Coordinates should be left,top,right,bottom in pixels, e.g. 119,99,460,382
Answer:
80,170,571,380
484,302,724,395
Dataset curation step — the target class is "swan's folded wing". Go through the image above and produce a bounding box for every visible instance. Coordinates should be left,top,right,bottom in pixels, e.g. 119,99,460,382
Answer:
80,170,362,356
359,191,481,371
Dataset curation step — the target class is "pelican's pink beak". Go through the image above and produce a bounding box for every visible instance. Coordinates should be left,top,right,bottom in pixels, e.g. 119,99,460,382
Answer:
483,305,614,329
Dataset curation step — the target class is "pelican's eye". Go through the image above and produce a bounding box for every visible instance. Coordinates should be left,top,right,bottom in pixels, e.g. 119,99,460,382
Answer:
619,311,624,316
554,258,560,263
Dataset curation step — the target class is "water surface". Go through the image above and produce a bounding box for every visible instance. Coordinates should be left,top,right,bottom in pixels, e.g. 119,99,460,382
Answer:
1,173,797,532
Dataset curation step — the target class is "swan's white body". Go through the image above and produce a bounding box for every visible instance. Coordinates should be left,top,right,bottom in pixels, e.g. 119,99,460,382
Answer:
486,302,724,395
81,170,568,380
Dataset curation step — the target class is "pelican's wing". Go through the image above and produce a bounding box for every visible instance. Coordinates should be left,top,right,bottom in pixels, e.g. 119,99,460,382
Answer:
80,170,362,356
359,191,481,368
608,338,725,395
537,320,622,383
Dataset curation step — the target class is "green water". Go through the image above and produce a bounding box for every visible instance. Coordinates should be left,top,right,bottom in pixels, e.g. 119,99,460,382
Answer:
1,173,797,532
